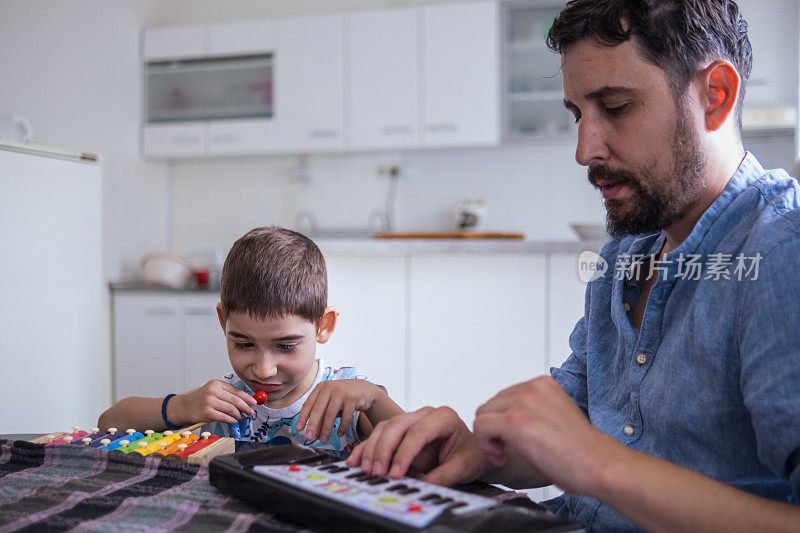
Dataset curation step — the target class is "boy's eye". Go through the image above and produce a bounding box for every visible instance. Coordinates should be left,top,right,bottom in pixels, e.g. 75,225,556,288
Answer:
277,344,297,352
234,342,255,351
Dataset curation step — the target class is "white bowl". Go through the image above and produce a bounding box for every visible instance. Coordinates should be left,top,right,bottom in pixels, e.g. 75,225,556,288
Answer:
570,223,607,241
141,252,194,289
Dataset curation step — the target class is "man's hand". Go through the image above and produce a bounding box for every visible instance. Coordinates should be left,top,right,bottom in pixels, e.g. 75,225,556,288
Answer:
296,380,382,444
346,406,490,486
171,380,257,426
474,375,614,495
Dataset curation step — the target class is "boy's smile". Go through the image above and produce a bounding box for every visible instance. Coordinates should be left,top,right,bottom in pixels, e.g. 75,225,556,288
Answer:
219,310,321,409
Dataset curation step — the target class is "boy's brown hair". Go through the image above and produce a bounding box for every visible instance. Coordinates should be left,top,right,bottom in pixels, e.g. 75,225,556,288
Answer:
219,227,327,325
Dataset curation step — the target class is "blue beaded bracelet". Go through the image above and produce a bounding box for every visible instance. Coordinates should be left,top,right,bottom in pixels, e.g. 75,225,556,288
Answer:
161,393,181,430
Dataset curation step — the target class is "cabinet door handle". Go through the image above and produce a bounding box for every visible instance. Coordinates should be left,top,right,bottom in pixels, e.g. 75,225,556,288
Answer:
185,307,215,316
145,306,176,316
427,123,459,133
171,135,201,145
381,126,413,135
211,133,241,144
309,129,339,139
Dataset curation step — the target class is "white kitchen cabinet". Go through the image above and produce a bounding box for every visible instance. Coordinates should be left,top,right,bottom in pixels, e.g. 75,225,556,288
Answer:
113,294,182,400
348,8,419,150
206,119,276,156
323,256,407,407
421,2,500,148
275,14,344,152
142,122,206,158
407,255,546,425
113,292,227,401
143,25,205,61
143,22,276,159
207,20,275,57
501,2,574,140
547,253,588,370
182,294,229,390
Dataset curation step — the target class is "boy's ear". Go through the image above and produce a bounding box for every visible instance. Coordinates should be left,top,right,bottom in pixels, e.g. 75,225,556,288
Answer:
700,60,740,132
316,306,339,344
216,302,227,335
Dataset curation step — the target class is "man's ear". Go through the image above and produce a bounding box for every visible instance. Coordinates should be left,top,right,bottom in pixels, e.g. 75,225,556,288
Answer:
316,306,339,344
701,60,740,132
216,302,227,335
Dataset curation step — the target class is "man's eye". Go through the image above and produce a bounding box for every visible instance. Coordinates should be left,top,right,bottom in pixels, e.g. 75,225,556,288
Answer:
277,344,297,352
234,342,254,351
604,103,629,116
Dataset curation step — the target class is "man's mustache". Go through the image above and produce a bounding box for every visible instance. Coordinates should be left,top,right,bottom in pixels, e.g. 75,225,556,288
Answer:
588,165,639,190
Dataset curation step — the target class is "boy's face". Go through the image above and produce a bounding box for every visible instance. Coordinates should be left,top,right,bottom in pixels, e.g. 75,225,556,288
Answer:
217,307,331,408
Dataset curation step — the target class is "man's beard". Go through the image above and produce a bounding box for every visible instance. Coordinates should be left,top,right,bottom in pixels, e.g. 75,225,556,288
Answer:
589,104,706,237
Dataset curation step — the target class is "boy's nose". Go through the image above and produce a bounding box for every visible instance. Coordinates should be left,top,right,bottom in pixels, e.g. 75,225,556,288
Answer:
253,355,278,380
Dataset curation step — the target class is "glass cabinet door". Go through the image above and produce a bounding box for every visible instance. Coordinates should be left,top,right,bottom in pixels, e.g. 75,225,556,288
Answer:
502,2,573,140
145,55,273,123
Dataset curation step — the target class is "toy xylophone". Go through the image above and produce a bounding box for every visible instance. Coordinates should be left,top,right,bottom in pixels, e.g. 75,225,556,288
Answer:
31,424,235,466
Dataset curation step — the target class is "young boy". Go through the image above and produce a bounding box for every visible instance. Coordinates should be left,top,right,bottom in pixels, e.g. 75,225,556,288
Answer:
99,227,403,453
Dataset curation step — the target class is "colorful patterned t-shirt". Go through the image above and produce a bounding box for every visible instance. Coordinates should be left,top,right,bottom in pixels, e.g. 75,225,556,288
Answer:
201,359,377,454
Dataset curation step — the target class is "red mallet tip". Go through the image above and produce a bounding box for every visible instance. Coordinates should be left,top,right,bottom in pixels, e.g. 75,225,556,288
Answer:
253,390,269,404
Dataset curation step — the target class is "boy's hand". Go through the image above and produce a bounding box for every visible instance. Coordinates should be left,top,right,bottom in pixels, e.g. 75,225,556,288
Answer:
173,379,257,426
296,380,382,443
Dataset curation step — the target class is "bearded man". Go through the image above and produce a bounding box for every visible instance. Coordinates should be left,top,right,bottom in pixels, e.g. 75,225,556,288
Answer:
347,1,800,531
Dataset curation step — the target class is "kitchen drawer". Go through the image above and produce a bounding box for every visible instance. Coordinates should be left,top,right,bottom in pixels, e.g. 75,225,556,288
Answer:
143,123,206,158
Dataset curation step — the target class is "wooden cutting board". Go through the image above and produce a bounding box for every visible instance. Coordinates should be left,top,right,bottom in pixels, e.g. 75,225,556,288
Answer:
374,232,524,240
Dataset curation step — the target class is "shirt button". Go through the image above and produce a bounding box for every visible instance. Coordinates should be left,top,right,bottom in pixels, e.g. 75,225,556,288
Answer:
624,302,631,312
636,353,647,365
623,425,635,436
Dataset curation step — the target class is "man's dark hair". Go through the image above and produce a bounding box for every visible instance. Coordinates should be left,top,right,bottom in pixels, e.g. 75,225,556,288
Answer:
220,226,327,325
547,0,752,132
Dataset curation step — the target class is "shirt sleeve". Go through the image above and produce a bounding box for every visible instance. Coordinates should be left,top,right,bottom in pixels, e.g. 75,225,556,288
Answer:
550,284,591,415
738,237,800,500
327,366,386,392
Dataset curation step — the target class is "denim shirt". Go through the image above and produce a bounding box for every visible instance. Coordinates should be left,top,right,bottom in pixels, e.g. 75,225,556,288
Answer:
542,153,800,531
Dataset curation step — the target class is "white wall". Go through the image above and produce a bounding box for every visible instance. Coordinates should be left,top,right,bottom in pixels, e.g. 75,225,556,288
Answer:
0,0,170,280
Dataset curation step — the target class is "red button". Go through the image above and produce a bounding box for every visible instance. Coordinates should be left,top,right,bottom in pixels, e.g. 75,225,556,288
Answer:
407,504,423,512
289,465,301,472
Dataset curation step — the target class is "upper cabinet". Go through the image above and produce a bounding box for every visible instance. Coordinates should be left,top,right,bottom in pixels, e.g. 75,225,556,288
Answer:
348,8,419,150
422,2,500,147
143,25,205,61
275,15,344,153
142,21,277,158
500,2,573,141
141,2,504,158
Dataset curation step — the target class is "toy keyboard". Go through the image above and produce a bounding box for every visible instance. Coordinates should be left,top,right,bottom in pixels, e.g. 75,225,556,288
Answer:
210,445,584,532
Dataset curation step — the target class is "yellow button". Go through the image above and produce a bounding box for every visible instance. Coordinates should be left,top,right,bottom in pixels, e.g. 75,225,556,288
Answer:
379,497,399,503
623,425,635,436
307,474,325,480
624,302,631,312
636,353,647,365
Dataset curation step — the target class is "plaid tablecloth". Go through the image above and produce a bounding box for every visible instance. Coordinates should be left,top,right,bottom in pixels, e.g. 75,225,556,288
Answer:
0,439,302,533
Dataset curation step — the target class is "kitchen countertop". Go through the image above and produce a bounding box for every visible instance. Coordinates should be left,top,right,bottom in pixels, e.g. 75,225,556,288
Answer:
109,280,220,293
110,238,605,292
313,237,604,255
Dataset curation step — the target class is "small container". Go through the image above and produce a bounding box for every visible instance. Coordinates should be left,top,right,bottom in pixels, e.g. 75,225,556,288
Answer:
141,251,194,289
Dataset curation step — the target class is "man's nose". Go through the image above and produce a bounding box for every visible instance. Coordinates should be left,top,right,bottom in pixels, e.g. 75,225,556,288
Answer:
575,117,610,167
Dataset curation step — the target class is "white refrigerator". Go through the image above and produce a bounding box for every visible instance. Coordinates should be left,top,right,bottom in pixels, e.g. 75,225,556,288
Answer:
0,142,104,434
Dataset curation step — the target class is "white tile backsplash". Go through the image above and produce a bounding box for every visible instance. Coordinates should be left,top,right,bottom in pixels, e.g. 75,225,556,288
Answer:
168,142,606,253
